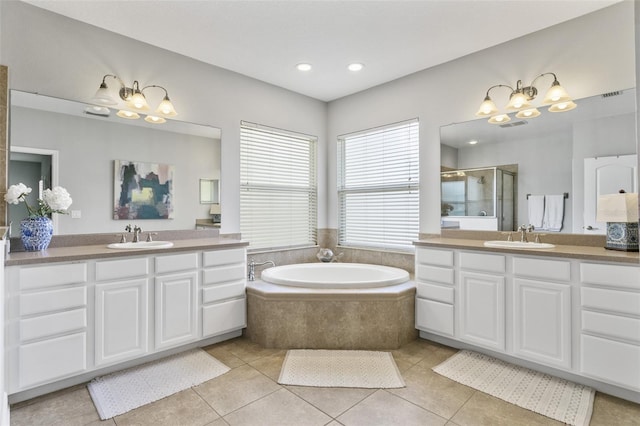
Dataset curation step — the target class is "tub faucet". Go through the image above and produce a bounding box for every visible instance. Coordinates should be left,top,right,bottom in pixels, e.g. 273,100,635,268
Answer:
248,258,275,281
517,224,535,242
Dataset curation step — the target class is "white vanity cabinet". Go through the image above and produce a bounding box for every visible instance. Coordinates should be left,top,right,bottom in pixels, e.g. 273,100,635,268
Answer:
458,252,506,351
512,257,572,369
201,248,247,337
6,262,89,392
414,247,455,337
579,262,640,391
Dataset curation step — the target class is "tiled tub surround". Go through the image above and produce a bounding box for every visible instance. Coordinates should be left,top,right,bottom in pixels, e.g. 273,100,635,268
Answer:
246,280,417,349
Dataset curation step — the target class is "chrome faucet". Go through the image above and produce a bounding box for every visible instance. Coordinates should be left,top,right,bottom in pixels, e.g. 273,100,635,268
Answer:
517,224,535,242
248,258,275,281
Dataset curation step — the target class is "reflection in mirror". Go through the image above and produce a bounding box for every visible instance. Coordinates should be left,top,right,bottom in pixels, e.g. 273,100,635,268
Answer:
199,179,220,204
440,88,637,234
9,90,222,236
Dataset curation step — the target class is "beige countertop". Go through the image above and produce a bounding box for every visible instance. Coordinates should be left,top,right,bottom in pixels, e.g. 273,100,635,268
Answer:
6,237,249,266
414,237,639,265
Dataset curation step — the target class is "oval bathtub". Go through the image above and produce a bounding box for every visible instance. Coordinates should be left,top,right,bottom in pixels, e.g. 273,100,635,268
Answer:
260,262,410,289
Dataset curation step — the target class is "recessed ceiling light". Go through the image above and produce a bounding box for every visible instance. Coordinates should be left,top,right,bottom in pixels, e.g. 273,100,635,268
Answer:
468,140,478,145
296,63,312,72
348,63,364,72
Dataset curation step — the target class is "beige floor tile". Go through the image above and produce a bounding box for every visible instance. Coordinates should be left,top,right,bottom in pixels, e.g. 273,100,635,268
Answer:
450,391,563,426
205,418,230,426
194,364,281,416
590,392,640,426
286,385,376,418
203,341,247,369
248,351,287,381
388,362,474,419
113,388,219,426
337,390,448,426
221,337,283,363
10,386,101,426
223,388,332,426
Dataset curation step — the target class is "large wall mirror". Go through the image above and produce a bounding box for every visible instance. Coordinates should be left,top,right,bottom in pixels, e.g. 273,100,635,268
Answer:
8,90,222,237
440,88,638,234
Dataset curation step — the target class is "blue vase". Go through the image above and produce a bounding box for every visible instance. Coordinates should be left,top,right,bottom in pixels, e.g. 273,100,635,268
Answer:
20,217,53,251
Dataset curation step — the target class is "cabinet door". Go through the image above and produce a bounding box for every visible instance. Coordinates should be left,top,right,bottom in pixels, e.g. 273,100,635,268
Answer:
155,272,198,350
95,279,149,366
459,271,505,351
513,278,571,369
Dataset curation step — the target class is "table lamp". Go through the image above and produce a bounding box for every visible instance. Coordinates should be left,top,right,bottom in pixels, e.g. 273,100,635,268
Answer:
209,204,221,224
596,191,639,252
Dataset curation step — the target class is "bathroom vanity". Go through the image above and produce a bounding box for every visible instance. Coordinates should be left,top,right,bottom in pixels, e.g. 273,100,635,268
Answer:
4,237,248,402
414,234,640,402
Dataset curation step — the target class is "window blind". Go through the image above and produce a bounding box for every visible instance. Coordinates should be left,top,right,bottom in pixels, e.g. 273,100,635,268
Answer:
338,119,419,249
240,121,317,249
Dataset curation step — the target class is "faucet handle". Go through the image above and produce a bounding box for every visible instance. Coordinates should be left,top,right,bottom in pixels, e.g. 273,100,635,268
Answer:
534,233,546,243
134,225,142,233
125,224,132,233
146,232,158,242
501,232,513,242
115,234,127,243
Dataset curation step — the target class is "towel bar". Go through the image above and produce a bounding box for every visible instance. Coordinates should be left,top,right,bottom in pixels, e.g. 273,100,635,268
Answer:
526,192,569,199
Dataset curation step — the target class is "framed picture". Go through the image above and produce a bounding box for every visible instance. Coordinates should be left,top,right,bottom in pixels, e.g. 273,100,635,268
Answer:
114,160,174,220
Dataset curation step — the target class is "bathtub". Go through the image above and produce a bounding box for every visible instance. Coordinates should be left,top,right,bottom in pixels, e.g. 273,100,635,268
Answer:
246,262,417,349
260,262,410,289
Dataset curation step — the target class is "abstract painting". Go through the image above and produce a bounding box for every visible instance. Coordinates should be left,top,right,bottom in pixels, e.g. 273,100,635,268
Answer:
114,160,174,220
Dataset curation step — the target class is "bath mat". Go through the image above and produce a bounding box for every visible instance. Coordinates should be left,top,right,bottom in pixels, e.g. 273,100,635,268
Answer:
433,350,594,426
87,348,230,420
278,349,405,388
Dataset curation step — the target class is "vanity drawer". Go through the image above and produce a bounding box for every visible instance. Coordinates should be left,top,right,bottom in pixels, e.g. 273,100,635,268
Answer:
155,252,199,274
580,263,640,290
202,298,246,337
202,280,245,304
415,298,454,337
20,308,87,342
513,257,570,282
416,264,454,285
459,252,505,274
20,286,87,316
582,310,640,344
19,262,87,290
416,248,454,267
416,282,454,304
581,334,640,390
203,264,246,285
203,248,246,267
581,287,640,316
96,257,149,281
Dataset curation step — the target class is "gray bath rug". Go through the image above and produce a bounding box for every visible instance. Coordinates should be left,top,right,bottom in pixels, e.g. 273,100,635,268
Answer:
278,349,405,388
433,350,594,426
87,348,230,419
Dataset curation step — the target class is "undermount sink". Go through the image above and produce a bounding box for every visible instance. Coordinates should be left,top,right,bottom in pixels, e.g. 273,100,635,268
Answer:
107,241,174,250
483,240,555,249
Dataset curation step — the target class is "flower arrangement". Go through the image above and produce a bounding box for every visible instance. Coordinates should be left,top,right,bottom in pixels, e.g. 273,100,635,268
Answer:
4,183,73,217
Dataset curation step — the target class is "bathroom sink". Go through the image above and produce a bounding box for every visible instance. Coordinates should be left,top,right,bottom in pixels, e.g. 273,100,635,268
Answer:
483,240,555,249
107,241,174,250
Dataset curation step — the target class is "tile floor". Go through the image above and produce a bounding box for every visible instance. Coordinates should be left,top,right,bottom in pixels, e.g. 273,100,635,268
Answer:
9,337,640,426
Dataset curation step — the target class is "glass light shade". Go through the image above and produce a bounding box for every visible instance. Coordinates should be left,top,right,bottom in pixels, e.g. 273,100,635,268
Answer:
92,84,117,106
542,82,571,104
144,115,166,124
475,97,498,117
488,114,511,124
116,110,140,120
84,105,111,117
128,91,150,111
156,97,178,117
515,108,541,119
506,91,531,110
548,100,577,113
597,193,639,222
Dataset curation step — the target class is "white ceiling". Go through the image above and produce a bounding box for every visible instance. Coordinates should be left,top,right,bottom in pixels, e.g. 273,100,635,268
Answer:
24,0,620,102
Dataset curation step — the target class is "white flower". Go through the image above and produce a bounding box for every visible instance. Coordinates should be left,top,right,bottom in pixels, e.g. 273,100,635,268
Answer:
4,183,31,205
43,187,73,212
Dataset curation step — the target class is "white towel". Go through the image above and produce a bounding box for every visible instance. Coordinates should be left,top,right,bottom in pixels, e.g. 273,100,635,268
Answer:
527,195,545,229
542,195,565,232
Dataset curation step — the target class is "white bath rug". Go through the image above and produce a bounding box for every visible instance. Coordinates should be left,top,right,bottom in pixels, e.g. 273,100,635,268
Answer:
433,350,594,426
87,348,230,420
278,349,405,388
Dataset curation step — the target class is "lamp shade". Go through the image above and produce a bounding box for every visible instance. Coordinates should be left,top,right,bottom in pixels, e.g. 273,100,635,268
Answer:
92,84,117,106
209,204,221,215
548,100,577,113
506,91,531,110
542,81,571,104
475,96,498,117
596,192,639,223
488,114,511,124
515,108,541,119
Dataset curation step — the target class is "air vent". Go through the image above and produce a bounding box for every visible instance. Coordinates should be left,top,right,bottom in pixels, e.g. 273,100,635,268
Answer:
499,120,528,128
602,91,622,98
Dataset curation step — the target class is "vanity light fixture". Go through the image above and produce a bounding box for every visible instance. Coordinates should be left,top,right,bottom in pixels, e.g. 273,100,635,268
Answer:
91,74,178,123
476,72,576,124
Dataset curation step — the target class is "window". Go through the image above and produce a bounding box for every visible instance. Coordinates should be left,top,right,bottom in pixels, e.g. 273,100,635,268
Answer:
338,119,419,250
240,121,317,249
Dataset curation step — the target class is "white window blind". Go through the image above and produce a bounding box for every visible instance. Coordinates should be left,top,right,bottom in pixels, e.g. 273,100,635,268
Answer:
338,119,419,250
240,121,317,249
